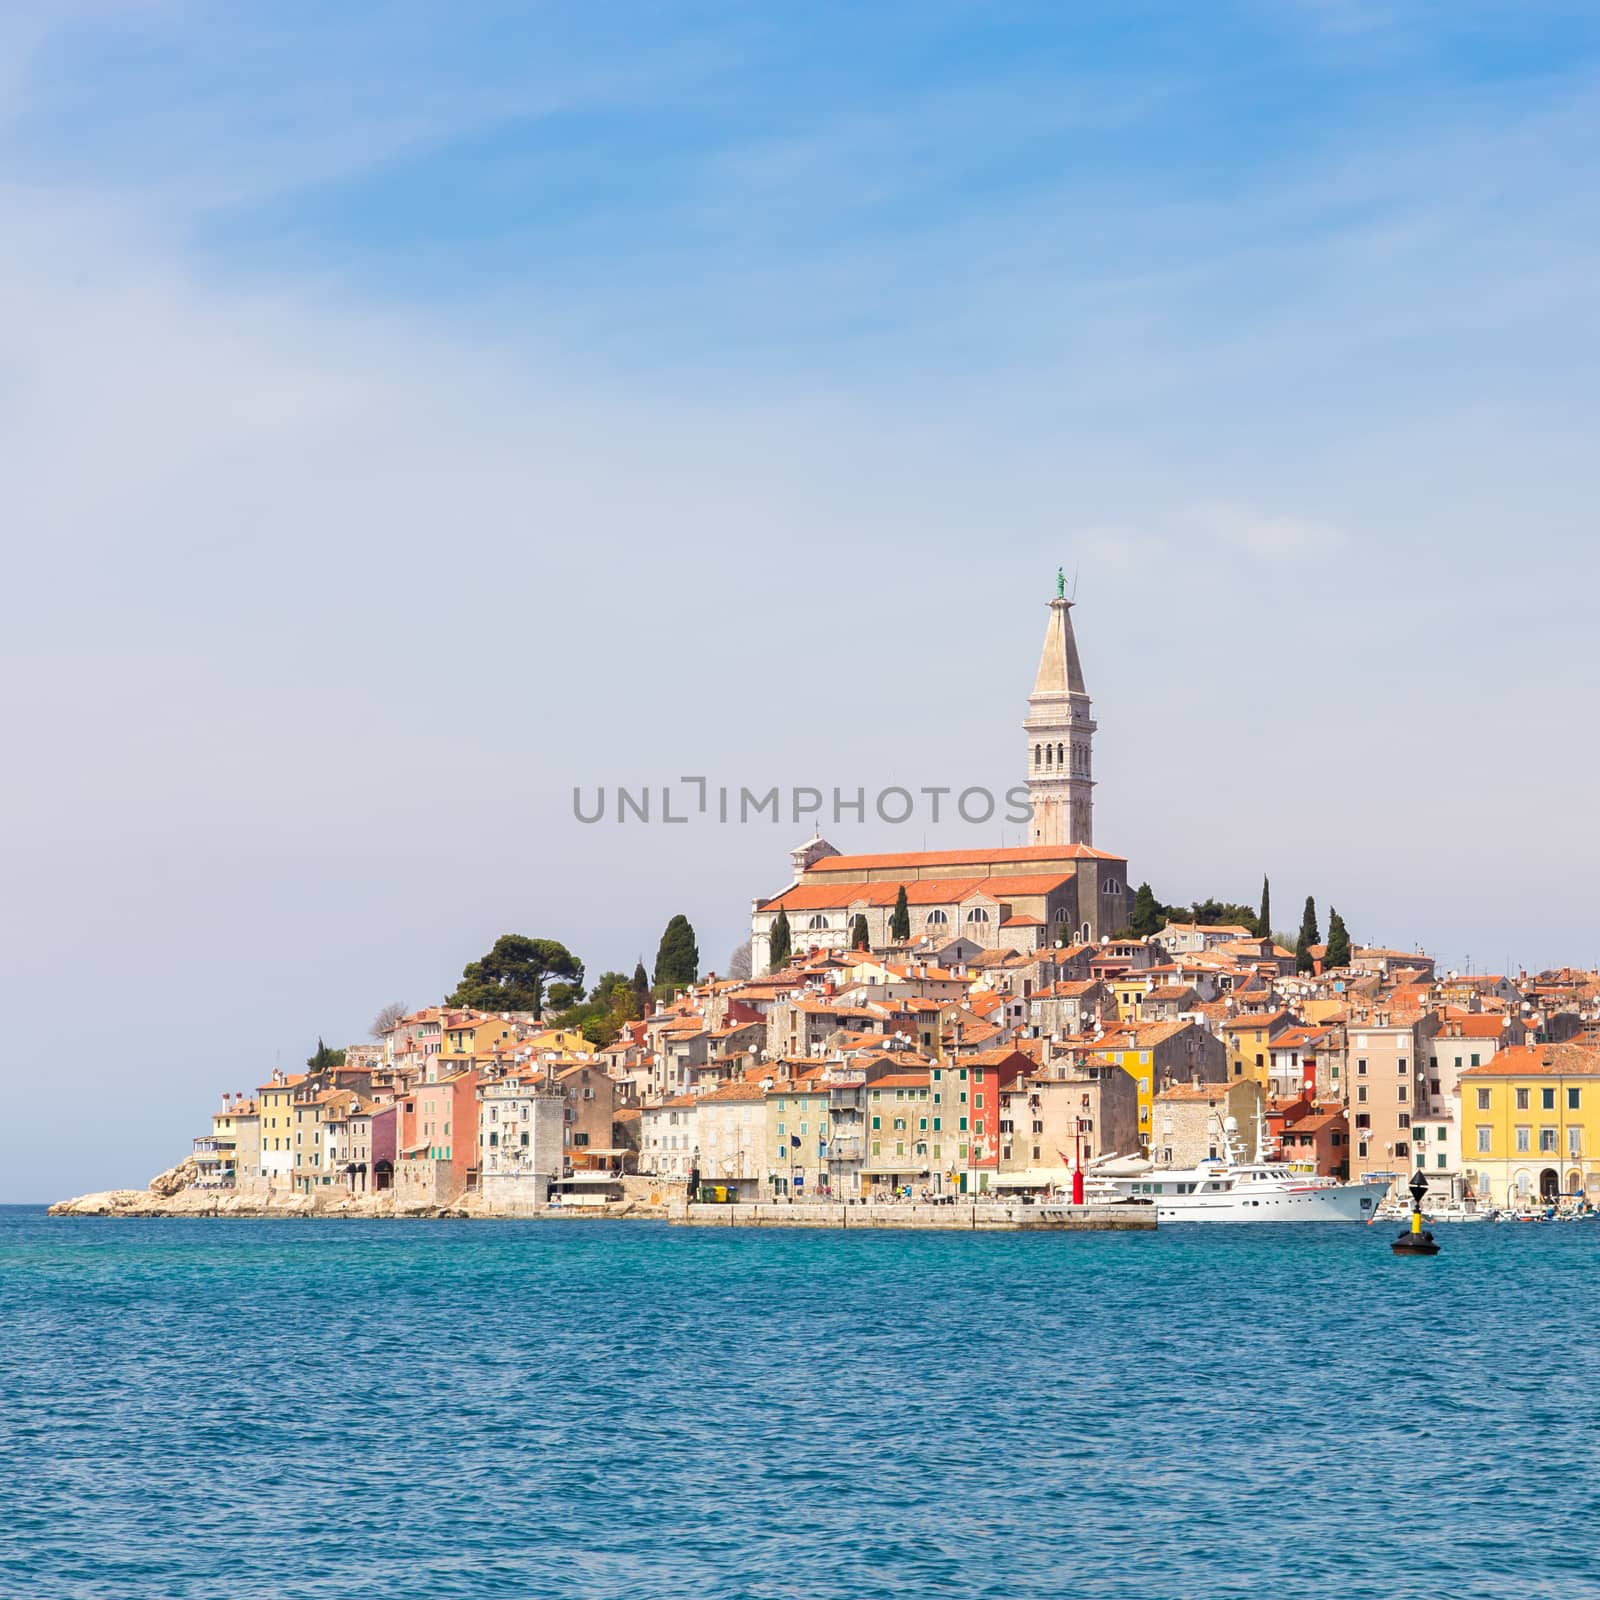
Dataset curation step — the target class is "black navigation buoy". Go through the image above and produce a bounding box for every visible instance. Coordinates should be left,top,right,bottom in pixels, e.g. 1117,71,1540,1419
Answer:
1392,1168,1441,1256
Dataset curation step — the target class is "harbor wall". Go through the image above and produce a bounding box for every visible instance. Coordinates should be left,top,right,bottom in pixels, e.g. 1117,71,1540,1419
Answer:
672,1201,1154,1231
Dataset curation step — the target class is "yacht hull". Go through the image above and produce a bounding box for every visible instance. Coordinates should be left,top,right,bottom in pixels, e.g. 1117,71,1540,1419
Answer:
1149,1180,1389,1223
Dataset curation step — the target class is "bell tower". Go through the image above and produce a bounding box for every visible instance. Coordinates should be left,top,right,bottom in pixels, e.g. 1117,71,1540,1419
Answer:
1025,572,1096,846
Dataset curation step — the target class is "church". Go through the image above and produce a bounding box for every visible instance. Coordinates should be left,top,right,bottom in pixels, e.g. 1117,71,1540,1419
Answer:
750,583,1131,970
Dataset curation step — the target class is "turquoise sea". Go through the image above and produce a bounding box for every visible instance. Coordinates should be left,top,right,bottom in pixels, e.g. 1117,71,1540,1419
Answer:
3,1206,1596,1599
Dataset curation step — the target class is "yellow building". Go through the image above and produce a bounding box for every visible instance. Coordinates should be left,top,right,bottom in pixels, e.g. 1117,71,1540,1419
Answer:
1090,1021,1228,1150
521,1025,590,1054
1460,1044,1600,1207
1110,975,1150,1024
257,1074,306,1190
1220,1010,1296,1086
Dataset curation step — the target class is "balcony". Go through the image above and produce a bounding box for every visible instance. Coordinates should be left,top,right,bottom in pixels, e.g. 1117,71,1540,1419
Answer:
826,1139,863,1162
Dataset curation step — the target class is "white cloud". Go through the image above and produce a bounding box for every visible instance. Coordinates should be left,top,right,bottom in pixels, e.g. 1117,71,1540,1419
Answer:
1190,502,1346,563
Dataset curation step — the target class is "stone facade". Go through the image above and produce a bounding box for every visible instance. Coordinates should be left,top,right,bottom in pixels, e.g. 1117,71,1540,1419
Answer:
477,1081,566,1207
1025,594,1097,846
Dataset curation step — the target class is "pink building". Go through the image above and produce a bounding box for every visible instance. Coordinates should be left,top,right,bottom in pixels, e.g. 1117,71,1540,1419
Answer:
394,1070,479,1205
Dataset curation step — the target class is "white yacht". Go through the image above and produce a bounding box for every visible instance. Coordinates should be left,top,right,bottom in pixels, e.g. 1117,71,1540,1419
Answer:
1066,1113,1389,1223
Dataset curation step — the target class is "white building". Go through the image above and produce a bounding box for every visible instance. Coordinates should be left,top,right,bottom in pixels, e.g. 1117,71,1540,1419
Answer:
639,1096,698,1181
477,1080,565,1209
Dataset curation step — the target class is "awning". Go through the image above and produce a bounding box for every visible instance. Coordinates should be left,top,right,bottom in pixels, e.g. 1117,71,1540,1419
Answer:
990,1169,1074,1190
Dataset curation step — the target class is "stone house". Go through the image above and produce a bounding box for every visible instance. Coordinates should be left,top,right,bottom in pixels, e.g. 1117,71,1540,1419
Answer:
1150,1079,1264,1169
477,1079,566,1209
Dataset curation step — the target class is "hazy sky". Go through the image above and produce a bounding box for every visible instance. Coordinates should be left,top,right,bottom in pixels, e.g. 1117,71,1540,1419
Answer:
4,2,1599,1200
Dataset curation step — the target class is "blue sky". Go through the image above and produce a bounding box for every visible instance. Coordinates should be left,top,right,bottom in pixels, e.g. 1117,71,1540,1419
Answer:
3,1,1600,1198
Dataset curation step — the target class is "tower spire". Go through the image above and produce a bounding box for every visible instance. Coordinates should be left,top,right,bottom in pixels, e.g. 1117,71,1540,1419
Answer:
1025,579,1096,846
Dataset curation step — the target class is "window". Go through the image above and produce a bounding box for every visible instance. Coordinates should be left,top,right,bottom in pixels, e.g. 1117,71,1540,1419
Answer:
1476,1088,1490,1111
926,909,949,926
1357,1059,1368,1076
1477,1127,1492,1154
1397,1084,1407,1103
1516,1088,1530,1110
966,907,990,924
1540,1128,1557,1154
1357,1085,1368,1104
1569,1127,1583,1157
807,914,829,931
1397,1114,1411,1129
1516,1126,1531,1153
1470,1053,1480,1068
1569,1087,1582,1111
1398,1059,1407,1075
1541,1087,1556,1111
1394,1142,1409,1158
488,1132,499,1147
1436,1153,1447,1169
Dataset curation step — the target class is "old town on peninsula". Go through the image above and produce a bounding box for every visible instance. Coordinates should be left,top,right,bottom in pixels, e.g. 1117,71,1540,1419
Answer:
55,585,1600,1224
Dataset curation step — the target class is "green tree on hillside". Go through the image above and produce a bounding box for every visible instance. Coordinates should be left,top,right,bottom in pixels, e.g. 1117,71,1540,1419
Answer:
1127,882,1164,938
447,934,585,1019
851,913,871,951
654,914,699,990
1325,908,1352,969
306,1038,346,1072
768,910,792,972
1257,876,1272,940
890,885,911,942
550,970,638,1048
631,960,651,1018
1295,897,1321,974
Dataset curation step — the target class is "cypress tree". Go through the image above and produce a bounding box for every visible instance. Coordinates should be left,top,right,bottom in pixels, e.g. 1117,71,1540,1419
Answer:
850,913,870,951
1295,896,1320,974
653,914,699,989
1325,908,1352,969
768,910,792,972
1257,875,1271,941
631,960,650,1017
889,885,911,942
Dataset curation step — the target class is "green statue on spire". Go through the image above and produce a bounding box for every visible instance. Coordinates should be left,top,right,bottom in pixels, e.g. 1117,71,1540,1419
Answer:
1056,565,1066,600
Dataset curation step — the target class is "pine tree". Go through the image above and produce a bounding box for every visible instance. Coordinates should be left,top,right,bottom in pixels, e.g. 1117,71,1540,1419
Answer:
653,914,699,990
850,913,870,951
1257,875,1271,941
1324,908,1352,969
1295,896,1320,974
889,885,910,942
1127,882,1163,938
768,910,792,972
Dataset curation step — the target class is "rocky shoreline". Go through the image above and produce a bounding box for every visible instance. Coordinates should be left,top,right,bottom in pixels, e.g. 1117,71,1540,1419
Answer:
48,1159,661,1221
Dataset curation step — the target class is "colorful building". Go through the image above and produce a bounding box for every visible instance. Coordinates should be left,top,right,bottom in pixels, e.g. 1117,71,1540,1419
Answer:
1459,1044,1600,1206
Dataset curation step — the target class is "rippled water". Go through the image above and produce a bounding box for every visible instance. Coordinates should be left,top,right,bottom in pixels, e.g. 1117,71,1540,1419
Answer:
3,1206,1597,1598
